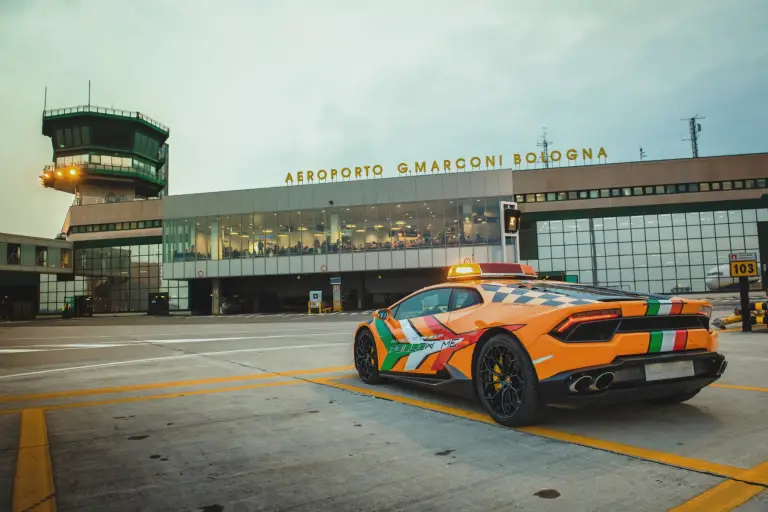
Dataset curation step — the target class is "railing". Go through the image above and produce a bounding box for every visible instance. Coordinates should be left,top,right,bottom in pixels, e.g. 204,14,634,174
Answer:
42,162,166,184
43,105,169,132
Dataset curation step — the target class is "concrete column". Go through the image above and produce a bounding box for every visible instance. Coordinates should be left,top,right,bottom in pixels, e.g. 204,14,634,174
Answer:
211,218,220,260
330,214,340,245
212,278,221,315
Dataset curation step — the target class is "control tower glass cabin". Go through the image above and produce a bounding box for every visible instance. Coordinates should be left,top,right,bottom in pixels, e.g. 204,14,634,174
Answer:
39,105,170,205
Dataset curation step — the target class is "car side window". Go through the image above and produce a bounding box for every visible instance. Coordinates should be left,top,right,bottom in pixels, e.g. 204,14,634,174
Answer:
393,288,452,321
450,288,483,312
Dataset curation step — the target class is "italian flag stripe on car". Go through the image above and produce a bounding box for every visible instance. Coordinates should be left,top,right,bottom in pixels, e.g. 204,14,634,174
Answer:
648,330,688,353
645,299,684,316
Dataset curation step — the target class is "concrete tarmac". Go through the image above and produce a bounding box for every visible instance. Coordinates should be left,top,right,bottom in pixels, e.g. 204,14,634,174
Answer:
0,316,766,511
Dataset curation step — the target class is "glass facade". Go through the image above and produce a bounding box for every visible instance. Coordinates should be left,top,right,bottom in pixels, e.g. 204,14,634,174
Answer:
521,207,767,294
164,198,503,262
514,178,768,204
39,241,188,313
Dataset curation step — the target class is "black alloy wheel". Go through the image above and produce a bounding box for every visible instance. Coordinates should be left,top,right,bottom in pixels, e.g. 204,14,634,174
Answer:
354,329,382,384
475,334,541,427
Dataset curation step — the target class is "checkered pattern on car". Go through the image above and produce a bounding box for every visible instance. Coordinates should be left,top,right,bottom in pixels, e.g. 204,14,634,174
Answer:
479,284,597,307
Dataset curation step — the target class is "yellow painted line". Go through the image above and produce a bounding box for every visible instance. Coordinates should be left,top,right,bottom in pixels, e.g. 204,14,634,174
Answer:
13,409,56,512
711,383,768,393
312,377,764,484
668,461,768,512
0,365,353,404
1,380,305,415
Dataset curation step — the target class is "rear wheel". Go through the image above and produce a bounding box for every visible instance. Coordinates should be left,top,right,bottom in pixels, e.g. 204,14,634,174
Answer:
474,333,541,427
647,388,701,405
354,329,382,384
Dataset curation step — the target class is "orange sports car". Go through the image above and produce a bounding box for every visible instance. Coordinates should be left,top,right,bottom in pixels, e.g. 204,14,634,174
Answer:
353,263,727,426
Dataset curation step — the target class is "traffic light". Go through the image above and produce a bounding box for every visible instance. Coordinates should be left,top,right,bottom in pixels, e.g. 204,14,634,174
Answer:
503,208,521,234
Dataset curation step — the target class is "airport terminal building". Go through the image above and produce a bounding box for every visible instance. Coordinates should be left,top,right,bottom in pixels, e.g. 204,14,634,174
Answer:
162,152,768,314
4,103,767,316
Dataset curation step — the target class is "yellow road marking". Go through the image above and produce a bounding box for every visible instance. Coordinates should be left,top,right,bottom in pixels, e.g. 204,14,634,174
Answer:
668,461,768,512
711,383,768,393
13,409,55,512
312,376,765,485
0,365,353,404
1,380,305,415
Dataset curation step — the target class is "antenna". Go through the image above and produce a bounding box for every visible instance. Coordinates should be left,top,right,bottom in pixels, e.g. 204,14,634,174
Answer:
537,127,552,168
681,114,705,158
639,146,646,162
88,80,91,108
43,86,48,112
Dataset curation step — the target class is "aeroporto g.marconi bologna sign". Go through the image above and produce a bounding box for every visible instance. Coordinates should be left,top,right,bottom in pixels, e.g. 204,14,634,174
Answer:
284,146,608,185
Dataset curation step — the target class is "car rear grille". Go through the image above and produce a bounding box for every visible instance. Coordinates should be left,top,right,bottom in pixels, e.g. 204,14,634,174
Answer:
563,315,709,342
617,315,709,332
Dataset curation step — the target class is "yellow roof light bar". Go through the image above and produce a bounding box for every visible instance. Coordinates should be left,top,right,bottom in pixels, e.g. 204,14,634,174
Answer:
447,263,537,280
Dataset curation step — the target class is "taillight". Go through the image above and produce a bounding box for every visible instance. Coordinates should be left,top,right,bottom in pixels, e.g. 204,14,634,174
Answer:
552,309,621,342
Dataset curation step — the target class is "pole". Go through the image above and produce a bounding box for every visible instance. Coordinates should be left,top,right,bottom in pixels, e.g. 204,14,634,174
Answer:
43,86,47,112
88,80,91,108
740,276,751,332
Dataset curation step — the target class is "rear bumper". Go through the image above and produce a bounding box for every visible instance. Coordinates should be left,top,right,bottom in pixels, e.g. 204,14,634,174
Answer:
538,351,727,407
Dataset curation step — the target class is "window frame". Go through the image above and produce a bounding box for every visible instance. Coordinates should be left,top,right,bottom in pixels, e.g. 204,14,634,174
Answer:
448,287,484,312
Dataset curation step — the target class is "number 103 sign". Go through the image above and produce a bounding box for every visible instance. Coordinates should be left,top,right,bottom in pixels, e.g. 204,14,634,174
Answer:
729,253,758,277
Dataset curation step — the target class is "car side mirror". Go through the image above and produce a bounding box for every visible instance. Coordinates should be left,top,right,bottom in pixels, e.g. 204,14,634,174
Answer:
376,309,389,320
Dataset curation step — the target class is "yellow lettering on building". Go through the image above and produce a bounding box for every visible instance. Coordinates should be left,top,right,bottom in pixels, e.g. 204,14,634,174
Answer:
372,164,383,175
354,166,362,178
582,148,593,160
485,155,495,168
341,167,351,179
550,150,561,162
318,169,327,180
330,168,338,180
443,159,451,171
415,161,427,173
297,171,304,183
597,147,607,159
514,154,521,165
499,154,503,166
566,149,578,161
540,151,548,163
456,158,466,170
397,162,408,174
307,170,314,181
525,152,537,164
285,172,294,184
470,156,481,168
431,160,440,172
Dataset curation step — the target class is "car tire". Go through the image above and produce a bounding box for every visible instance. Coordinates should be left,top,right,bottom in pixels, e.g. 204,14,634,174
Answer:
354,328,383,385
474,333,541,427
647,388,701,405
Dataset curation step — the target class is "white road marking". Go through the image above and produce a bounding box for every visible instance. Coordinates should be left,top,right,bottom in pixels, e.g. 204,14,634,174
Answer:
0,333,342,353
0,326,338,342
0,341,350,380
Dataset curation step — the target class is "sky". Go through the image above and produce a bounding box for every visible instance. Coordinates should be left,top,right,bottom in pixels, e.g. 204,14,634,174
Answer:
0,0,766,237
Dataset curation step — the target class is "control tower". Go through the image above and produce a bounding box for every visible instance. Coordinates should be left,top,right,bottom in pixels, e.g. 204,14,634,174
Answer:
39,105,170,205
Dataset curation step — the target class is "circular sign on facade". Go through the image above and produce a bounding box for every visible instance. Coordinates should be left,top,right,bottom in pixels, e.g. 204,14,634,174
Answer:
197,270,204,277
464,257,472,263
332,284,340,292
320,264,328,272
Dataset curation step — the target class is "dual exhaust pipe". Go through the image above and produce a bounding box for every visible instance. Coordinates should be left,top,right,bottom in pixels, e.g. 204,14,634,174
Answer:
569,372,614,393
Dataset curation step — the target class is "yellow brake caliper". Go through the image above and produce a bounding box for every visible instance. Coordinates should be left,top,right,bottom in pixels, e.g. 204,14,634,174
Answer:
493,357,503,392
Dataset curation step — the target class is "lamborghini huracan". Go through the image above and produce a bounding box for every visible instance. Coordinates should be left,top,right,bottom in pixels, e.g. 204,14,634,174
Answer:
353,263,727,426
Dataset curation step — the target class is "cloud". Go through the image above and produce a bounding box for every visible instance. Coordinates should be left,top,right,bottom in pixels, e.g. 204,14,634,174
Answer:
0,0,766,236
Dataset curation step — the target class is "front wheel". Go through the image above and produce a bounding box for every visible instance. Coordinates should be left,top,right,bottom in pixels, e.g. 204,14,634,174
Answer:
475,333,541,427
354,329,383,384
